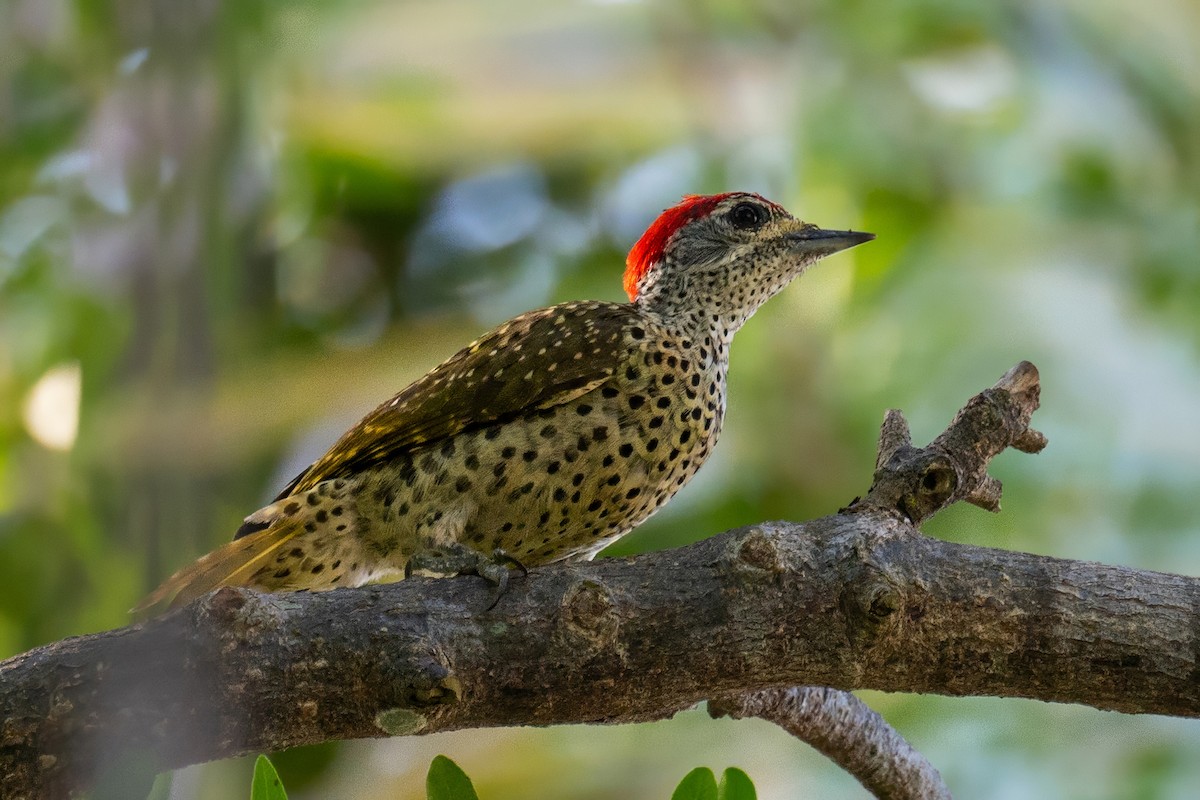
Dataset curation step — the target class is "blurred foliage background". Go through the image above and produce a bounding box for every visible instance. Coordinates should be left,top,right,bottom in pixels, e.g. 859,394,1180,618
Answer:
2,0,1199,797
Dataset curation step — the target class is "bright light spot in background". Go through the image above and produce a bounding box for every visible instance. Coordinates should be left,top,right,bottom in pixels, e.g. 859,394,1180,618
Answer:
407,162,550,284
37,149,92,183
119,47,149,75
428,163,548,254
903,45,1017,114
22,363,82,451
0,195,64,260
604,146,703,246
84,158,132,215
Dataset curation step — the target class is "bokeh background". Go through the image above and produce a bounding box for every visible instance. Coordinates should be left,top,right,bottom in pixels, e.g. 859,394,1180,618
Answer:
2,0,1199,797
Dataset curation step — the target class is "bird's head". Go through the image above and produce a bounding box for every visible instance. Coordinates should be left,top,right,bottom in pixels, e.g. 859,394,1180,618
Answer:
624,192,873,334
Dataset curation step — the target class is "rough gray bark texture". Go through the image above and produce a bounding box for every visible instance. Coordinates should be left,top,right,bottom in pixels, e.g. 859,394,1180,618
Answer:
711,687,952,800
2,361,1197,799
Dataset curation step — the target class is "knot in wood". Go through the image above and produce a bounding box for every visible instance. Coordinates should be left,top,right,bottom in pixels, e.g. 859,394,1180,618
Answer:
729,527,783,576
200,586,285,638
409,660,462,706
865,584,900,621
203,585,250,619
559,580,619,648
919,461,956,498
841,567,903,646
898,457,958,522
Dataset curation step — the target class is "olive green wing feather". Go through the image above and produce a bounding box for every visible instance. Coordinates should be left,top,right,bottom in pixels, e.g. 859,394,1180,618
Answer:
277,300,641,499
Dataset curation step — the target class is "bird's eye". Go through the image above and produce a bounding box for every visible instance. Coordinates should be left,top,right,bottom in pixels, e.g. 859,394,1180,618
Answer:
728,201,767,230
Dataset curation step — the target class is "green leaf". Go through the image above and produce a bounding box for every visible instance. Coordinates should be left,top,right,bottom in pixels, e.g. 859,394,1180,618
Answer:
426,755,480,800
718,767,757,800
251,755,288,800
146,771,173,800
671,767,718,800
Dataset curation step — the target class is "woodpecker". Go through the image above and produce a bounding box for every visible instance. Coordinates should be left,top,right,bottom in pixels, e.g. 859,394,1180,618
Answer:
136,193,873,613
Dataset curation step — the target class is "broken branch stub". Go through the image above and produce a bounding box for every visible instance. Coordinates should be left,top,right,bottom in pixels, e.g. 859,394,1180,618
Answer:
859,361,1047,524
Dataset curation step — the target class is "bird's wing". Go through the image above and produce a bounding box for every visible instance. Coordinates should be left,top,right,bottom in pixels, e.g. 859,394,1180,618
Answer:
277,300,643,499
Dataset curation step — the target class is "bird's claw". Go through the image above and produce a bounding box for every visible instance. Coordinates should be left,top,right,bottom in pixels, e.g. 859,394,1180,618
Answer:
405,544,525,610
492,548,528,576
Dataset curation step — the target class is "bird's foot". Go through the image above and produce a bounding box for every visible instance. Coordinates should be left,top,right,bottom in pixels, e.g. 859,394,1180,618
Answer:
405,544,526,609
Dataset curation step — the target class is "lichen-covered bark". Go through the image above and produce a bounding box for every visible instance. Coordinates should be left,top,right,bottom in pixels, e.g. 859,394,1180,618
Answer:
2,362,1196,799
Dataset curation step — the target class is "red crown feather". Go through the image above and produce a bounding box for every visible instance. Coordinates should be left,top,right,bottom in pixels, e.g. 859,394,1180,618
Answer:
623,194,736,302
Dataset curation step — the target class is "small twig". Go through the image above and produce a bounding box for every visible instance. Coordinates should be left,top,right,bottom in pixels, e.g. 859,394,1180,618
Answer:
875,410,913,472
857,361,1047,524
711,688,951,800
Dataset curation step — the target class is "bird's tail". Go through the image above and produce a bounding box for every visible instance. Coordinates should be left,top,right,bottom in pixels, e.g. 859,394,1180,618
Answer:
132,509,309,617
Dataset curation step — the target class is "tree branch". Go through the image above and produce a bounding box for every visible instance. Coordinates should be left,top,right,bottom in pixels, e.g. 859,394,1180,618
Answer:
710,688,950,800
858,359,1046,523
3,361,1197,799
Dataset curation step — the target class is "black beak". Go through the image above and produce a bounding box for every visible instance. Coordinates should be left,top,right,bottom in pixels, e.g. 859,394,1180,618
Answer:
787,227,875,256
